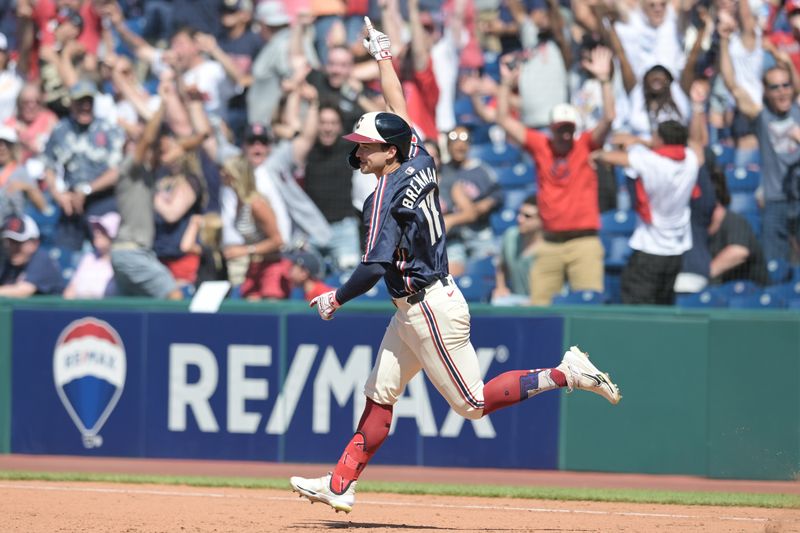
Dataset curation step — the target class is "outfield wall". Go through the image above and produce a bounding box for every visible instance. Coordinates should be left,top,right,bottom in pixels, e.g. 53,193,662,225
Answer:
0,298,797,480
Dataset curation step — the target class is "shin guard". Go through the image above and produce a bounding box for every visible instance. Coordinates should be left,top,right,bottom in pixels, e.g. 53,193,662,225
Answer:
330,399,392,494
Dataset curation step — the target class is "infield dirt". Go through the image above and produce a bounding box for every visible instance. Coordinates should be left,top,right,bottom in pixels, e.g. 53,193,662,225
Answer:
0,455,798,532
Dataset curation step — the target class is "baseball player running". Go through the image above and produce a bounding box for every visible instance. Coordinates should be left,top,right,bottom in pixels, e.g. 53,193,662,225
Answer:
289,15,621,514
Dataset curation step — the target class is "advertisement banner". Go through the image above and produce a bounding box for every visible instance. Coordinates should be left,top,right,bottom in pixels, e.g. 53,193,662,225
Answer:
11,308,563,469
143,312,282,461
281,314,563,469
12,310,146,456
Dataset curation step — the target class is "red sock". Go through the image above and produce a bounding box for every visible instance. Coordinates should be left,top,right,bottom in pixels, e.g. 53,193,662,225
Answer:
330,399,392,494
483,368,567,416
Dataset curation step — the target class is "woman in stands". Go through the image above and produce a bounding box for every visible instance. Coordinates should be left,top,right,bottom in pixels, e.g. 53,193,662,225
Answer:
219,155,285,299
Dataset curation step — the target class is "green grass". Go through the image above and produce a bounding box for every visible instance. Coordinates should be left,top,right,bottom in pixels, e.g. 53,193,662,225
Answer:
0,470,797,509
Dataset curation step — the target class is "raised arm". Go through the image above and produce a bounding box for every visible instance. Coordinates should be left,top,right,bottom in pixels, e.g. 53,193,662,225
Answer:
718,13,761,119
546,0,573,68
505,0,529,26
583,46,616,147
16,0,34,76
184,84,217,162
680,6,713,95
378,0,406,59
105,1,158,65
364,16,410,124
687,79,708,163
195,32,253,88
738,0,758,51
134,86,167,165
496,57,527,146
292,84,320,166
110,55,155,122
460,71,498,123
596,6,637,94
407,0,431,72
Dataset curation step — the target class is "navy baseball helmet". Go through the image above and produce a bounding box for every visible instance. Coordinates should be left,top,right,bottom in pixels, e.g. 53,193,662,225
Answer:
343,111,412,169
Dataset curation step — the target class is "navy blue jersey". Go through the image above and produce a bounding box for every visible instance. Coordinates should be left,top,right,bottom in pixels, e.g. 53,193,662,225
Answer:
360,141,449,298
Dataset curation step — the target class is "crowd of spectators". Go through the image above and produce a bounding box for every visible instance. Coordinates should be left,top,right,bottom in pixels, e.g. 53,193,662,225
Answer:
0,0,799,309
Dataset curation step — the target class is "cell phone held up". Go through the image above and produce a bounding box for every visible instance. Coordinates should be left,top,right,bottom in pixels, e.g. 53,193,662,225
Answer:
506,51,529,71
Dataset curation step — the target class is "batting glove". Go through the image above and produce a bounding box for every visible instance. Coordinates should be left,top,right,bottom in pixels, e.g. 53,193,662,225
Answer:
310,290,341,321
363,16,392,61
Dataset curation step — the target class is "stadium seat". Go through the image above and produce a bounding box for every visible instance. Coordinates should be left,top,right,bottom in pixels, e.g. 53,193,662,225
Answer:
675,290,728,308
728,293,786,309
464,255,496,279
729,192,759,214
470,142,523,167
468,123,493,144
490,207,517,236
791,265,800,282
455,256,496,303
44,246,79,282
324,273,347,288
604,273,622,304
742,211,761,237
453,96,482,127
600,209,636,236
25,203,60,246
482,51,501,82
228,284,242,299
766,258,791,285
709,280,760,298
710,143,735,167
454,274,494,303
602,235,633,270
725,166,760,192
289,286,305,300
496,162,534,189
763,281,800,300
357,281,390,302
551,290,605,305
613,165,628,187
788,299,800,310
490,185,537,236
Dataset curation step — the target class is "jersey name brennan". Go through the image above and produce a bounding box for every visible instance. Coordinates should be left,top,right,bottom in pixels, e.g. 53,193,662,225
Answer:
401,167,438,209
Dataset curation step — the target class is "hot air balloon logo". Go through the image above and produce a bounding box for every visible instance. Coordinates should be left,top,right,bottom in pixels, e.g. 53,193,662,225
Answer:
53,317,127,449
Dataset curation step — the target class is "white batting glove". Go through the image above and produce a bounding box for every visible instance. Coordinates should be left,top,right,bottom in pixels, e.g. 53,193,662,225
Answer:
310,290,341,321
363,16,392,61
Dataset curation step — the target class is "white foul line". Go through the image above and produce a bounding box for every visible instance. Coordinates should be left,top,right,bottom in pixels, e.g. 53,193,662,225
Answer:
0,482,776,524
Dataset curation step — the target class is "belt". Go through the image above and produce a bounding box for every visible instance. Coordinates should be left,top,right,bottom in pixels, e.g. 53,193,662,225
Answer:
405,276,450,306
543,229,598,243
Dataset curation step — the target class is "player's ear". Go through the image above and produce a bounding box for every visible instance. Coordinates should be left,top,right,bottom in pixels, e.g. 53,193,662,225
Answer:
384,143,398,161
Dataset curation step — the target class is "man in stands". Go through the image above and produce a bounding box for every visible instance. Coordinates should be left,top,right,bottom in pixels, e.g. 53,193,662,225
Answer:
496,46,615,305
0,214,63,297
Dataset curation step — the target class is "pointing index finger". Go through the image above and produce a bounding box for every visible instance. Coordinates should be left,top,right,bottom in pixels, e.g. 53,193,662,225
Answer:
364,16,374,33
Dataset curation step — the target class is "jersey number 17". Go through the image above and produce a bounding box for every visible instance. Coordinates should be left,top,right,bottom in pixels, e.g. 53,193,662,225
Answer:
419,190,443,244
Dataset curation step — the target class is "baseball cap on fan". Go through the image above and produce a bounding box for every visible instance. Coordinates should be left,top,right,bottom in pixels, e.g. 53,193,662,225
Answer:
255,0,290,26
57,7,84,33
70,79,97,101
549,103,579,127
88,212,121,239
289,249,324,280
2,214,40,242
0,125,18,144
244,122,274,144
223,0,252,13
